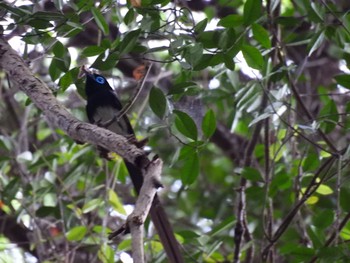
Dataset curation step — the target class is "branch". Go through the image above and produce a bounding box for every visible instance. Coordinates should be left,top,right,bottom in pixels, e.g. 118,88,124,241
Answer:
0,37,147,167
308,210,350,263
128,158,163,263
261,155,336,260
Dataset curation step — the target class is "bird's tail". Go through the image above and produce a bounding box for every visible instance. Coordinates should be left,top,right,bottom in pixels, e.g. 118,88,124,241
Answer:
124,161,184,263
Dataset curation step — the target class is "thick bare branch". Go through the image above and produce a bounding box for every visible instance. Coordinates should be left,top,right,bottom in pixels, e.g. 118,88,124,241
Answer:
129,159,163,263
0,37,147,167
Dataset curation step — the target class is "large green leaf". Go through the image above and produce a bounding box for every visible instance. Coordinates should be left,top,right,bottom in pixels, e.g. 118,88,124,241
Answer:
49,41,71,80
108,189,126,215
241,167,263,182
319,99,338,134
119,29,141,55
218,14,243,28
81,46,107,57
91,52,119,71
91,7,109,35
243,0,262,25
180,146,199,185
194,18,208,34
252,23,271,49
82,198,103,213
335,74,350,89
149,87,167,119
307,29,325,56
202,109,216,138
66,226,87,241
183,43,203,67
174,110,198,141
241,45,264,70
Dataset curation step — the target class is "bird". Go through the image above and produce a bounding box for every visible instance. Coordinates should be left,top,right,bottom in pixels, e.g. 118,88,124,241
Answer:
82,66,184,263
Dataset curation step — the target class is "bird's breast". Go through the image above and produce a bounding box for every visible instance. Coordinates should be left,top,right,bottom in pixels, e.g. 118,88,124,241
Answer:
94,106,130,136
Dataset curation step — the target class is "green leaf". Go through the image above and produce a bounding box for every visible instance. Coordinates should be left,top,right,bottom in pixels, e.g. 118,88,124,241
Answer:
0,3,31,17
50,41,71,74
236,83,261,111
59,71,73,90
59,67,79,91
319,99,338,134
180,61,192,70
243,0,262,25
66,226,87,241
241,45,264,70
28,19,53,29
32,11,64,21
313,210,334,229
108,189,126,215
307,30,325,56
54,0,64,11
169,82,198,95
340,221,350,240
241,167,263,181
180,148,199,185
124,8,135,25
36,206,60,218
218,14,243,28
98,244,114,263
334,74,350,89
340,189,350,210
224,53,235,70
91,7,109,35
252,23,271,49
82,198,103,213
209,216,235,237
307,226,324,248
197,30,221,49
52,41,65,57
48,60,59,81
194,18,208,34
91,52,119,71
119,29,141,55
302,153,320,172
81,46,106,57
149,87,167,119
269,173,291,197
249,112,272,127
280,245,314,260
307,2,324,23
2,177,20,204
174,110,198,140
202,109,216,138
169,38,184,53
317,247,344,261
118,239,132,251
184,43,203,67
218,28,236,50
316,184,333,195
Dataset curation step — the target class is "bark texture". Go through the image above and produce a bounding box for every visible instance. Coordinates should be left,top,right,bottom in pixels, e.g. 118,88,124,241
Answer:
0,37,146,166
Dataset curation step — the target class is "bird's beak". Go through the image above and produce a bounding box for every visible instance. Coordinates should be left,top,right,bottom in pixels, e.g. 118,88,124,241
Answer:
80,65,94,78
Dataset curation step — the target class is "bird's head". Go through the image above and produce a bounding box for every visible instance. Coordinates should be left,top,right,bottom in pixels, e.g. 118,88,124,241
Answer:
81,66,113,96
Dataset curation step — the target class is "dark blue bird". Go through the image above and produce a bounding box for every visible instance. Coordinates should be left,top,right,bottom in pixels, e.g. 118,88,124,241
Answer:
82,67,184,263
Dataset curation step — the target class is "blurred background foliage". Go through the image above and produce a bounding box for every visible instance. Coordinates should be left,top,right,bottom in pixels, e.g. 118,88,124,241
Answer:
1,0,350,262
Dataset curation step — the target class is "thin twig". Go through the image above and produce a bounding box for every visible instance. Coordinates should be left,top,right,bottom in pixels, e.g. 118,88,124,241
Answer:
261,155,336,260
118,63,153,121
308,211,350,263
277,48,338,154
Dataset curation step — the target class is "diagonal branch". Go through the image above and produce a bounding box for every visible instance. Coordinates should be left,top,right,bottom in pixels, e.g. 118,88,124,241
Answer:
0,37,147,167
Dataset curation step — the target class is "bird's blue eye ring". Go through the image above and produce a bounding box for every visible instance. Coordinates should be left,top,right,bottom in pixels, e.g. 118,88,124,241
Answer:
95,76,105,84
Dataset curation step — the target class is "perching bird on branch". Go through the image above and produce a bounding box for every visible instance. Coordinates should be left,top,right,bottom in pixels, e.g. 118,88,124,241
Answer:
82,66,184,263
